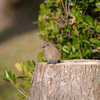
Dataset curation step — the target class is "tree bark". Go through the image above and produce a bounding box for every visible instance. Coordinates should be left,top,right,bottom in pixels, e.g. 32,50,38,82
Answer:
29,60,100,100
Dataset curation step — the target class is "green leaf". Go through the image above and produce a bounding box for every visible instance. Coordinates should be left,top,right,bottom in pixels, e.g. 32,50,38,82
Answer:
17,75,27,78
56,0,60,4
76,13,83,22
83,40,90,44
5,69,9,78
90,38,100,44
72,33,78,44
14,84,19,89
27,60,33,68
79,34,82,44
81,48,85,58
17,93,25,99
20,61,28,75
94,19,98,26
96,25,100,32
59,37,63,43
83,16,87,23
67,9,76,17
84,26,91,31
13,74,16,84
93,6,100,12
32,60,36,67
72,8,77,16
57,44,62,50
89,0,95,3
32,69,35,72
15,63,22,72
38,23,44,30
72,45,75,52
67,42,72,51
82,28,86,34
62,46,69,53
87,30,90,38
86,15,93,26
33,21,38,24
38,52,44,62
24,83,31,87
23,65,27,76
21,79,30,83
1,75,9,80
67,25,71,30
86,49,90,54
27,71,33,78
40,3,45,11
20,84,24,89
68,53,79,58
8,70,12,79
69,12,75,17
77,24,85,28
91,49,98,53
95,3,100,8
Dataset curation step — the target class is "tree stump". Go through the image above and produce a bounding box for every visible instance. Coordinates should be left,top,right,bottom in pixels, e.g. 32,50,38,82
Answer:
29,60,100,100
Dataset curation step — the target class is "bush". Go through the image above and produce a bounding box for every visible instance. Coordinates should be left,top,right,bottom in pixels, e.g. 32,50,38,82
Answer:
1,60,35,99
37,0,100,61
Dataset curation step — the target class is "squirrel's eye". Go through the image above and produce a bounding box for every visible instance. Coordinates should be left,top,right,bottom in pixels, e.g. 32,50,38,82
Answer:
47,44,49,46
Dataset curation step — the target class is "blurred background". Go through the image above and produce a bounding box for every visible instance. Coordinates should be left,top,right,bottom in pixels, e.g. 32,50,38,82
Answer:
0,0,44,99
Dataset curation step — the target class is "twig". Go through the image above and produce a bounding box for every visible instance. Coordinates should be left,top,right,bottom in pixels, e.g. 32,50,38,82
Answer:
83,22,95,28
89,28,96,36
96,32,100,36
19,87,29,96
65,1,68,25
68,0,70,14
8,77,14,84
60,0,68,18
8,77,29,99
27,66,34,74
82,1,89,17
83,22,100,36
60,16,65,21
56,33,59,43
54,20,59,24
78,31,82,59
57,24,65,28
18,89,29,99
73,0,76,7
58,17,63,24
67,0,70,25
65,1,67,15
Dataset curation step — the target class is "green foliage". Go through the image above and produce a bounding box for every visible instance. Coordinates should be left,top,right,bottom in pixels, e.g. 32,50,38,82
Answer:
94,2,100,12
1,60,36,100
37,0,100,61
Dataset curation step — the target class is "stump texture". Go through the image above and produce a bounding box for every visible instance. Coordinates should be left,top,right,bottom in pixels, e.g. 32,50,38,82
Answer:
29,60,100,100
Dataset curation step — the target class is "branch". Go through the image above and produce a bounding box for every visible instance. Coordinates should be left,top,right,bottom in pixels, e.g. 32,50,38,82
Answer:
8,77,29,99
18,89,29,99
83,22,95,28
73,0,76,8
82,1,89,17
83,22,100,36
